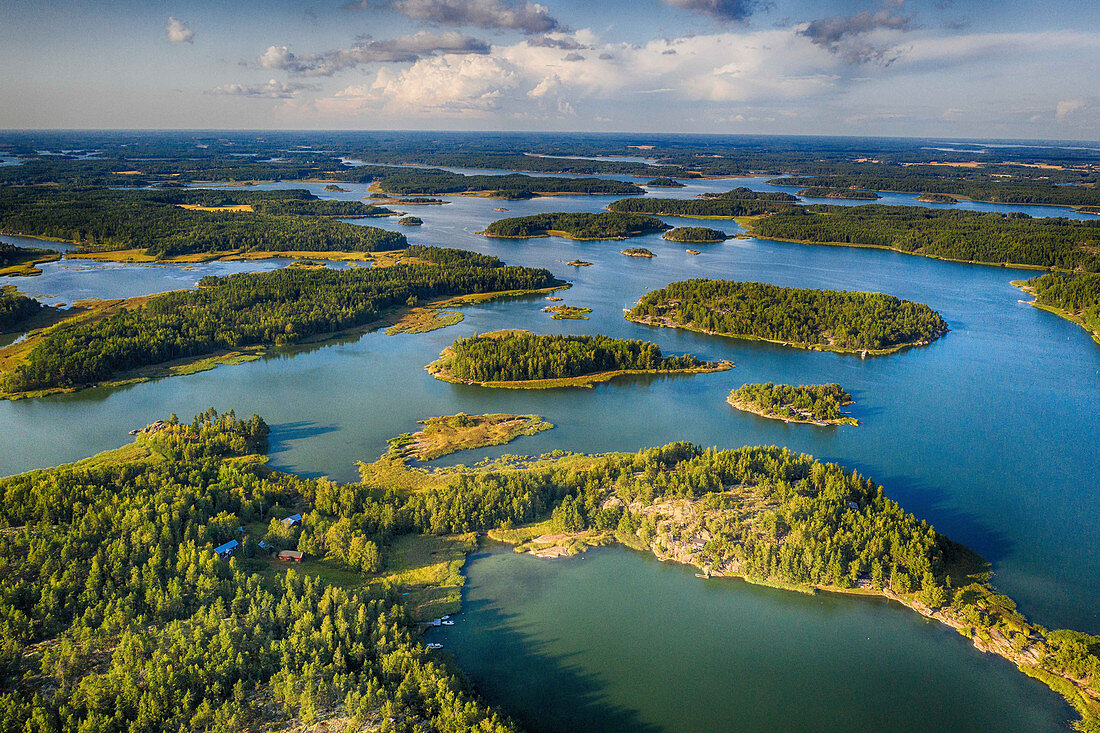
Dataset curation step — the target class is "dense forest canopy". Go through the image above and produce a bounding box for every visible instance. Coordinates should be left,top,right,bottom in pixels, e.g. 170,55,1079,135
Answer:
771,174,1100,207
0,286,44,333
0,410,518,732
1,247,561,394
796,187,880,200
628,279,947,351
0,188,405,257
751,205,1100,272
698,187,800,202
663,227,729,243
439,332,711,382
482,212,668,240
1025,272,1100,339
730,382,854,423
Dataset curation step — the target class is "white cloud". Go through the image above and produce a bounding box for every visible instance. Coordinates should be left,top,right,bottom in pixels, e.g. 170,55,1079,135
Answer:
1056,99,1084,121
337,54,521,115
166,17,194,44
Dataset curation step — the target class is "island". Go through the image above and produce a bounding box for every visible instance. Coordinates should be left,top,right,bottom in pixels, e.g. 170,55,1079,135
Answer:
797,186,881,200
0,247,564,398
608,196,788,219
386,413,554,461
698,187,800,202
566,259,593,266
1015,271,1100,344
620,247,655,258
323,184,349,192
686,249,701,255
0,242,62,277
645,177,685,188
426,330,731,388
662,226,729,243
367,169,643,198
399,216,423,226
481,212,668,240
626,278,948,354
542,305,592,320
917,193,959,204
728,382,857,425
4,409,1094,733
745,204,1100,272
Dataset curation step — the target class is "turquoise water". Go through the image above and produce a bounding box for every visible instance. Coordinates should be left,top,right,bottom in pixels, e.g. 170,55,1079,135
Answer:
1,168,1097,729
431,543,1073,732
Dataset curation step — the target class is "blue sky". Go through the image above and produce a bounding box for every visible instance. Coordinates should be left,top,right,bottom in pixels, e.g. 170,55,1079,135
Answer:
1,0,1097,138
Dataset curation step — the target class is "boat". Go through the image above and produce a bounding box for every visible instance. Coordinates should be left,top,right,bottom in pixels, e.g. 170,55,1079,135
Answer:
426,643,443,650
441,620,455,626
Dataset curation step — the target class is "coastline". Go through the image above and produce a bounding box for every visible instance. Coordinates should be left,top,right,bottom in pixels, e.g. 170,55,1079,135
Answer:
726,395,858,426
1012,280,1100,345
486,518,1098,730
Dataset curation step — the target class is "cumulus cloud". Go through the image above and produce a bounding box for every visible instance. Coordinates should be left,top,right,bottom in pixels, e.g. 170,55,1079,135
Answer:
800,10,911,64
1056,99,1084,120
661,0,765,23
165,17,194,44
208,79,318,99
341,54,521,114
349,0,560,34
259,31,490,76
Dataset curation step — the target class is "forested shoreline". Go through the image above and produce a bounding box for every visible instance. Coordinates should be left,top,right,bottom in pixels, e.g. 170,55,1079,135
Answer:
1021,272,1100,342
627,279,947,352
0,248,561,395
749,205,1100,272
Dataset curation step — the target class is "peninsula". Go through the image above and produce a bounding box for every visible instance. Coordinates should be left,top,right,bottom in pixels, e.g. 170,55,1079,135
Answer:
626,278,947,354
728,382,857,425
1015,272,1100,344
427,330,731,388
1,412,1096,732
0,247,563,398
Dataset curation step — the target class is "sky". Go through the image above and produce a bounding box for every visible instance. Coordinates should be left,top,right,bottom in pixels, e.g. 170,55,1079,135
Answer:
0,0,1098,139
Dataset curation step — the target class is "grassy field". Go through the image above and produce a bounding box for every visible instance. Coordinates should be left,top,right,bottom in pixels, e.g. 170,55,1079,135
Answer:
388,413,554,461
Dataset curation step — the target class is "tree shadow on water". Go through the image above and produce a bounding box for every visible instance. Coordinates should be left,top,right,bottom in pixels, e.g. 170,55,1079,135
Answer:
265,421,340,476
438,579,661,732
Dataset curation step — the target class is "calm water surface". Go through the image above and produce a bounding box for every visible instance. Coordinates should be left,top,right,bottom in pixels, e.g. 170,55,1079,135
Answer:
432,544,1073,732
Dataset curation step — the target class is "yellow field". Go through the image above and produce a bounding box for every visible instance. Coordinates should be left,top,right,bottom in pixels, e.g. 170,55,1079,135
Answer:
176,203,254,212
